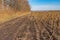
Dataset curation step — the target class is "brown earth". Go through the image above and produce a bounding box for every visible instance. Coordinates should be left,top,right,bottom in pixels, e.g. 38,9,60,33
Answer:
0,11,60,40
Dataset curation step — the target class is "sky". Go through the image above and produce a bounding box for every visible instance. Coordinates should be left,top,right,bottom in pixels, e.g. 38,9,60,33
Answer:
28,0,60,11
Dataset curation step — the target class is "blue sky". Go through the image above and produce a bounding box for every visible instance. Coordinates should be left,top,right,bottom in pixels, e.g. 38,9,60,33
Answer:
28,0,60,11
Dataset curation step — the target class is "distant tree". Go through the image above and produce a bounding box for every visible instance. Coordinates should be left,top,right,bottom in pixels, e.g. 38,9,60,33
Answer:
3,0,20,11
2,0,30,11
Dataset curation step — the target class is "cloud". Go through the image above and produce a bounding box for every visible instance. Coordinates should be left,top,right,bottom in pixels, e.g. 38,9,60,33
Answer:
31,5,60,11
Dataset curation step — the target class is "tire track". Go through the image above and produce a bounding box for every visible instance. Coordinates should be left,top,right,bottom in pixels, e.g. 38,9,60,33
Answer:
0,16,27,40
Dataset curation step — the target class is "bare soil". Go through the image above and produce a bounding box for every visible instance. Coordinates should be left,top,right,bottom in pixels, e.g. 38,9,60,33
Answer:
0,11,60,40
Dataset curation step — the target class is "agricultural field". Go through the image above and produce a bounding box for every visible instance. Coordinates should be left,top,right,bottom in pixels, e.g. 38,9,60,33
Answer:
31,11,60,40
0,11,60,40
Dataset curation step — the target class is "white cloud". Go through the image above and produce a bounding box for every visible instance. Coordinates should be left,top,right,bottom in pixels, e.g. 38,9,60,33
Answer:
31,5,60,11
